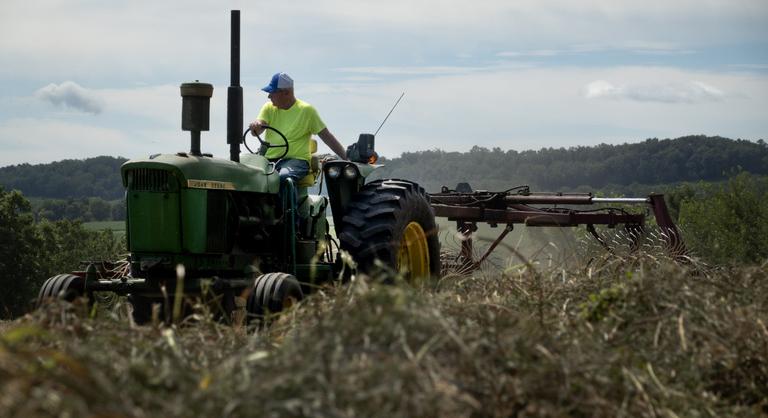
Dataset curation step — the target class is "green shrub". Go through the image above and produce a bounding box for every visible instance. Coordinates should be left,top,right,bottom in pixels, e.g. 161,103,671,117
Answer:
0,187,125,318
678,172,768,265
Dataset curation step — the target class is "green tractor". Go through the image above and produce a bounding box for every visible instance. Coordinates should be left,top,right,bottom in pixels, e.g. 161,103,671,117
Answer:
36,11,440,323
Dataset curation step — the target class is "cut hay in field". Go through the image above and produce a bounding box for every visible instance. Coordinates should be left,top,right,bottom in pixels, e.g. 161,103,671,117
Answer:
1,254,766,417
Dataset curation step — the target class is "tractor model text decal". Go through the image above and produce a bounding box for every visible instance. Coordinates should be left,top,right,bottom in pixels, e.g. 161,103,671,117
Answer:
186,180,236,190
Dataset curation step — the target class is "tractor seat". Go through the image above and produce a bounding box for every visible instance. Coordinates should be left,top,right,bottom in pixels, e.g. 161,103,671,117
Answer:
296,139,320,187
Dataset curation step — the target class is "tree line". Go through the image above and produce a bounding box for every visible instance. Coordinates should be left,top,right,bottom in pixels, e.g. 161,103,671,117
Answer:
1,135,766,220
30,197,126,222
0,155,126,200
0,186,125,318
0,156,128,221
372,135,768,193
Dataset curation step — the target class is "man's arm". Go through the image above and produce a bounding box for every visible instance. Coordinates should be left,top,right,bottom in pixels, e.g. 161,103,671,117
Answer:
317,128,347,159
248,119,268,136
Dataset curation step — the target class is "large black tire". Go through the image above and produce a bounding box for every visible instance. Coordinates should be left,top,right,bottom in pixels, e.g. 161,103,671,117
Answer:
339,179,440,281
246,272,304,319
36,274,87,307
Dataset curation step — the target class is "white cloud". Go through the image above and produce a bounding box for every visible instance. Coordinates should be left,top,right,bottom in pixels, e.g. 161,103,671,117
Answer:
583,80,726,103
583,80,622,99
35,81,105,114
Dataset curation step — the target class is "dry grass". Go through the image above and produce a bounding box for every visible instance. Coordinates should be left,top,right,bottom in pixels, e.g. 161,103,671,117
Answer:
1,251,767,417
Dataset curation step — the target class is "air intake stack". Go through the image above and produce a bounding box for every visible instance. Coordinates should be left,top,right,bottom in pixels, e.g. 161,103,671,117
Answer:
180,81,213,157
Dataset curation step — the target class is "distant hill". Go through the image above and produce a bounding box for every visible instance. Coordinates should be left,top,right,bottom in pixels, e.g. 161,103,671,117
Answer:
1,136,766,199
0,156,127,199
371,135,768,192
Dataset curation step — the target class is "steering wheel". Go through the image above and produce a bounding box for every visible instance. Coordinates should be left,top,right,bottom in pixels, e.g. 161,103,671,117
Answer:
242,126,289,160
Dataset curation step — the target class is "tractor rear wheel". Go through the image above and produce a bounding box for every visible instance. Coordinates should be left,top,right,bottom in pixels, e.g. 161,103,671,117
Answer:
246,272,303,320
36,274,87,307
339,179,440,282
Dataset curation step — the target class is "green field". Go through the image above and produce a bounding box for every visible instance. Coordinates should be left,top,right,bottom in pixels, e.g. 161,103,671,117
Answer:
82,221,125,232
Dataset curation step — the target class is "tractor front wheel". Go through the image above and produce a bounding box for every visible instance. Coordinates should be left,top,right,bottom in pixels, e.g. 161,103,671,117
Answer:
246,272,304,320
339,179,440,282
36,274,87,307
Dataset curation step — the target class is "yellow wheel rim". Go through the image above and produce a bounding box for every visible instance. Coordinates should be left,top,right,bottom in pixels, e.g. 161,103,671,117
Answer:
397,222,430,281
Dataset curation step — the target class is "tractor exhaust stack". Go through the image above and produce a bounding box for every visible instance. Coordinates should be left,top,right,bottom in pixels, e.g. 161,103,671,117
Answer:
227,10,243,163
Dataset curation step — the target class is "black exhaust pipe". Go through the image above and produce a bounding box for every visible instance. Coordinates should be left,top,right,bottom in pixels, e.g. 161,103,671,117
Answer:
227,10,243,162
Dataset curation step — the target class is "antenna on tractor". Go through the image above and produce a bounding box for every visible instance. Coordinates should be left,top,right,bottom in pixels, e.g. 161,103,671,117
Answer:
346,92,404,163
374,92,405,136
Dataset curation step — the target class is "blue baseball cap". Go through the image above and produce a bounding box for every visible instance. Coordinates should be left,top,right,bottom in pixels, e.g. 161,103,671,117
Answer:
262,72,294,93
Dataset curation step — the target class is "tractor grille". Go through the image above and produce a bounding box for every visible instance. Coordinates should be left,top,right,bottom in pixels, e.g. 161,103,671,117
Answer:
128,168,173,192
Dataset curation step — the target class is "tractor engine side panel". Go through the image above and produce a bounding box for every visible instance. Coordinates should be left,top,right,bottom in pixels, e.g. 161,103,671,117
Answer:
126,168,183,253
126,169,234,255
181,189,231,254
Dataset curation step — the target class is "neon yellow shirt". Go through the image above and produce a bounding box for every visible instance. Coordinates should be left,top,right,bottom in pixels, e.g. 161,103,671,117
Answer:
257,99,325,162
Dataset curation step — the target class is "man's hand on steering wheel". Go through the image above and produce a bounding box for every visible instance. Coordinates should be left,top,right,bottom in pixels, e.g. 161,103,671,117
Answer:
249,120,266,136
242,124,290,160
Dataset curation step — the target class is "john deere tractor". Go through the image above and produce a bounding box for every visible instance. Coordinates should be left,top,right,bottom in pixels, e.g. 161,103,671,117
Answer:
36,11,440,323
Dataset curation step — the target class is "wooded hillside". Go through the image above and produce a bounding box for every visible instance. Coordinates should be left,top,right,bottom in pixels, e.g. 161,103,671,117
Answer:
1,136,765,200
0,156,126,199
371,135,768,192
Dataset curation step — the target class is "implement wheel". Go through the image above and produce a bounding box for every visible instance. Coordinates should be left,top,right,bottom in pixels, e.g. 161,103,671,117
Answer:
246,272,303,320
36,274,87,307
339,179,440,282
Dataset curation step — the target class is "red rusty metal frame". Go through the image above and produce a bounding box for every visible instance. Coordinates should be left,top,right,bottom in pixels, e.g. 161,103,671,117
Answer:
430,190,687,271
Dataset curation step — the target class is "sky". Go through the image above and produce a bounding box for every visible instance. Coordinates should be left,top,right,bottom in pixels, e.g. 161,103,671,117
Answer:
0,0,767,167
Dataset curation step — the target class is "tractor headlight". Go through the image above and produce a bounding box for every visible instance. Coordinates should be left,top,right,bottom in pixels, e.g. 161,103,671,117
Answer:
327,166,341,179
343,165,358,179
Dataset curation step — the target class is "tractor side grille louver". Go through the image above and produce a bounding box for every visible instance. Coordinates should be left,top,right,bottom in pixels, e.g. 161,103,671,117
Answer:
128,168,173,192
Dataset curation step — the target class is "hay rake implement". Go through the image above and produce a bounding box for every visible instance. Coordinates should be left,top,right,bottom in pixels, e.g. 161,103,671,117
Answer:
429,184,687,272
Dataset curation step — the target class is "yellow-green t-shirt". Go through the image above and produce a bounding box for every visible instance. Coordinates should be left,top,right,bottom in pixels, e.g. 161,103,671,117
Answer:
257,99,326,162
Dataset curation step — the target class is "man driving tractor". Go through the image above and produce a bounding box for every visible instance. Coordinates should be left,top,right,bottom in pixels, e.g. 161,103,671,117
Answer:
249,72,347,183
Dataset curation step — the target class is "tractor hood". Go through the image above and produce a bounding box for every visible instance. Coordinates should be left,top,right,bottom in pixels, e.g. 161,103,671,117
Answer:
121,153,279,194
